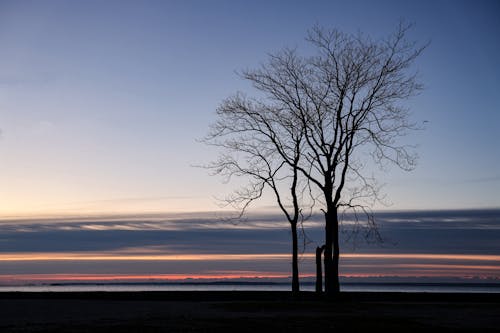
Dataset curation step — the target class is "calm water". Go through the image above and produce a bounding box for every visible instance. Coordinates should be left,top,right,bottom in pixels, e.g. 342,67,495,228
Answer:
1,283,499,293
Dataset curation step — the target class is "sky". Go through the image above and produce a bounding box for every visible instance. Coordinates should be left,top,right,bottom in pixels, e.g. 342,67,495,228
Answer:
0,0,499,285
0,0,499,216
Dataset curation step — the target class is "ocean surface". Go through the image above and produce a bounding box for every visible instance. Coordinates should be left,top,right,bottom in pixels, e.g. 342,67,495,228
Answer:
1,283,499,293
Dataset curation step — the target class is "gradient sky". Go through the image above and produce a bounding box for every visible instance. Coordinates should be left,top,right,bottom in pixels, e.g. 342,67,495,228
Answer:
1,1,499,285
1,0,499,216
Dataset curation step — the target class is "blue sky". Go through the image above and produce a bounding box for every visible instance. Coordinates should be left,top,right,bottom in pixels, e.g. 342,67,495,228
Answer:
0,0,499,216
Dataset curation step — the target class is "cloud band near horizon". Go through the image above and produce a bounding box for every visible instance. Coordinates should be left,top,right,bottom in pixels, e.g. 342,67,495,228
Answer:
0,209,499,284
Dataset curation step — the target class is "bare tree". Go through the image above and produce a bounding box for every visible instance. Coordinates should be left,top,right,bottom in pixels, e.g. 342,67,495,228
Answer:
204,94,312,292
206,22,425,295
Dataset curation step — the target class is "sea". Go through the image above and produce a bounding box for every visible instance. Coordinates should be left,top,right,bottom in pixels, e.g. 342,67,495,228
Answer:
1,282,499,293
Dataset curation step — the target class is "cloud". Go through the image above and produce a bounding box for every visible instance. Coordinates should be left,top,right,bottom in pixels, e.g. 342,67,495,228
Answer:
0,209,498,283
0,209,499,256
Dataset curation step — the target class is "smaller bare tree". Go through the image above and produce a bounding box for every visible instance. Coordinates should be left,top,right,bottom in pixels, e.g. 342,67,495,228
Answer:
204,94,313,292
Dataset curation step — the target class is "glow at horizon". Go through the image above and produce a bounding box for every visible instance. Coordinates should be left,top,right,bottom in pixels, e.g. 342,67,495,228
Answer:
1,250,498,283
0,253,500,285
1,252,499,262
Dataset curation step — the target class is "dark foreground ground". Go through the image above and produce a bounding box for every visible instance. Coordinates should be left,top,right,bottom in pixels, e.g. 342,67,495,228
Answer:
0,291,499,332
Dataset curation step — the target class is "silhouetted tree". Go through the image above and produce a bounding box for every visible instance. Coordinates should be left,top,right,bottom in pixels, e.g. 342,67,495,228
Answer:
207,22,425,295
204,95,312,292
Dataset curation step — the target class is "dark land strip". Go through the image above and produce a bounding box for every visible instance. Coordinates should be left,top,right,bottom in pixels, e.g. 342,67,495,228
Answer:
0,291,499,332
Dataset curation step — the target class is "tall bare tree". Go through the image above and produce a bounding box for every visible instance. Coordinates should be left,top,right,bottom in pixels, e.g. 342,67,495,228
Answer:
206,22,425,295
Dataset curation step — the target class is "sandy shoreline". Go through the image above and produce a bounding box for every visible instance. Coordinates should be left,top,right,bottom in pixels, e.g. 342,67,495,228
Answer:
1,291,499,332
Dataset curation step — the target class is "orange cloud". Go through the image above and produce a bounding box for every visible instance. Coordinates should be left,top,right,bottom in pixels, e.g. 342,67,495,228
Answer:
1,252,498,262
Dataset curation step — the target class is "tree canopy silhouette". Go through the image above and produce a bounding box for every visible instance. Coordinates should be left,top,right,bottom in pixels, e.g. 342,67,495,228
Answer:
205,22,425,294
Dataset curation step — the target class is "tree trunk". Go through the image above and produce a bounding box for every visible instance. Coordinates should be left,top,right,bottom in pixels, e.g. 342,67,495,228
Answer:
332,210,340,293
324,211,334,294
324,204,341,295
291,222,300,293
316,245,324,293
